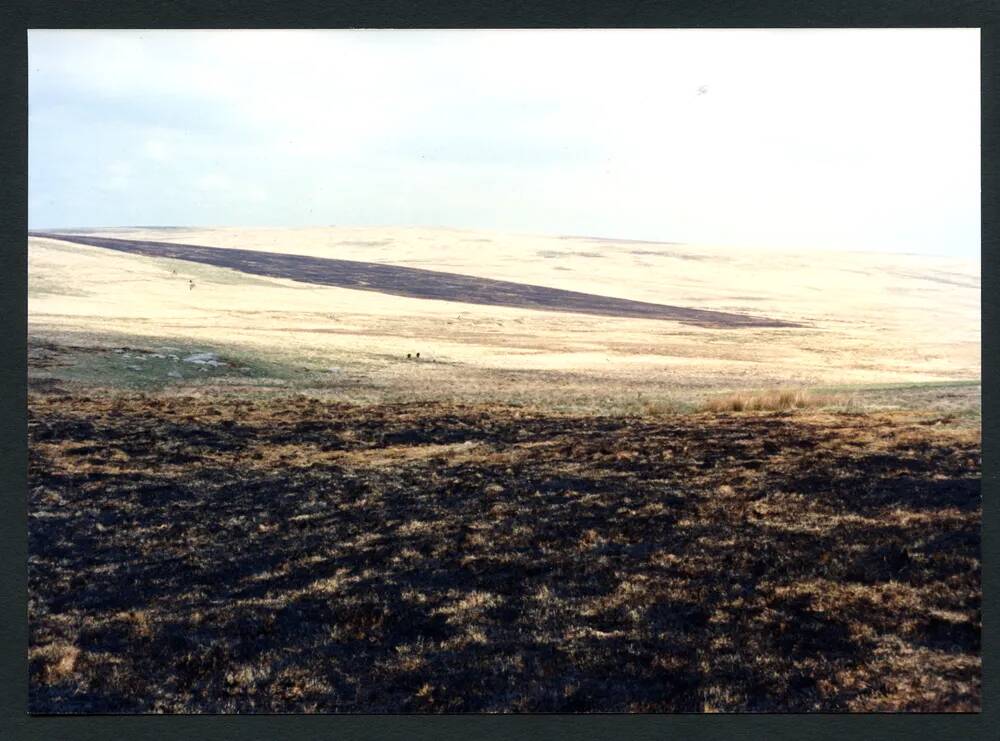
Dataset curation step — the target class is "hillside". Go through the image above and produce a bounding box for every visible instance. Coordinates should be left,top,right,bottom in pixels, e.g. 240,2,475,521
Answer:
28,227,980,412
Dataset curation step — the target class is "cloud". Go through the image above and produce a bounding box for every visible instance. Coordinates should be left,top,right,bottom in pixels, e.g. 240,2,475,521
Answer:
142,133,171,162
101,161,134,191
195,173,232,192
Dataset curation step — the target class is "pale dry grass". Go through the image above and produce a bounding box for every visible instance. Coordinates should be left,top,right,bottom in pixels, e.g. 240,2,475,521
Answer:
700,388,848,413
29,642,80,685
29,226,981,403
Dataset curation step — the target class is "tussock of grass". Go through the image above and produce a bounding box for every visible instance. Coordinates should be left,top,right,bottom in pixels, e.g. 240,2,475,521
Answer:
701,388,846,413
639,399,690,417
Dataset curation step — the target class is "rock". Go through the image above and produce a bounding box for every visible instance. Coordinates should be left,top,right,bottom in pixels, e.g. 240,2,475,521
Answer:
183,352,226,367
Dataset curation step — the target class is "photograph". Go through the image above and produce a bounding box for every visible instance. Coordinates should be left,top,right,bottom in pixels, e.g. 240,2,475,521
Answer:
26,28,981,713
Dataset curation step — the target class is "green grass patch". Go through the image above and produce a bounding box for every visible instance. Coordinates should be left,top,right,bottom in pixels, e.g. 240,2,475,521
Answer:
811,379,980,394
28,333,346,392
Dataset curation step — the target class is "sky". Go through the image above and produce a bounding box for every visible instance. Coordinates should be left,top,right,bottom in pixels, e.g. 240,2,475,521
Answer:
29,29,980,256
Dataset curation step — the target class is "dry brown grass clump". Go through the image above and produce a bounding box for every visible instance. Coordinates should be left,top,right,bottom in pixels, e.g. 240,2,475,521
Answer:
29,642,80,685
701,388,844,413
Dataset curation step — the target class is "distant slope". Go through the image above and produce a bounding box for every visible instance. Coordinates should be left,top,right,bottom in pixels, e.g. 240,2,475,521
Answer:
30,232,799,329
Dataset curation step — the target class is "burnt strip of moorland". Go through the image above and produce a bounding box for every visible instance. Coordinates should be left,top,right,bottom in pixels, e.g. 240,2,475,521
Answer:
28,394,979,712
29,232,797,329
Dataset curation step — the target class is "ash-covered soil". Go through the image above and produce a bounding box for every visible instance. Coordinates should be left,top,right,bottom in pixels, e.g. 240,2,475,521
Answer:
28,393,980,712
29,232,796,328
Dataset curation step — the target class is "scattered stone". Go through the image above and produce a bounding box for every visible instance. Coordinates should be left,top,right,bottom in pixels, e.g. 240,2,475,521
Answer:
183,352,226,367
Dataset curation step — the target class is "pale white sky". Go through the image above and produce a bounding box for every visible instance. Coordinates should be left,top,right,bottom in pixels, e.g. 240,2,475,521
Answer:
29,29,980,256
